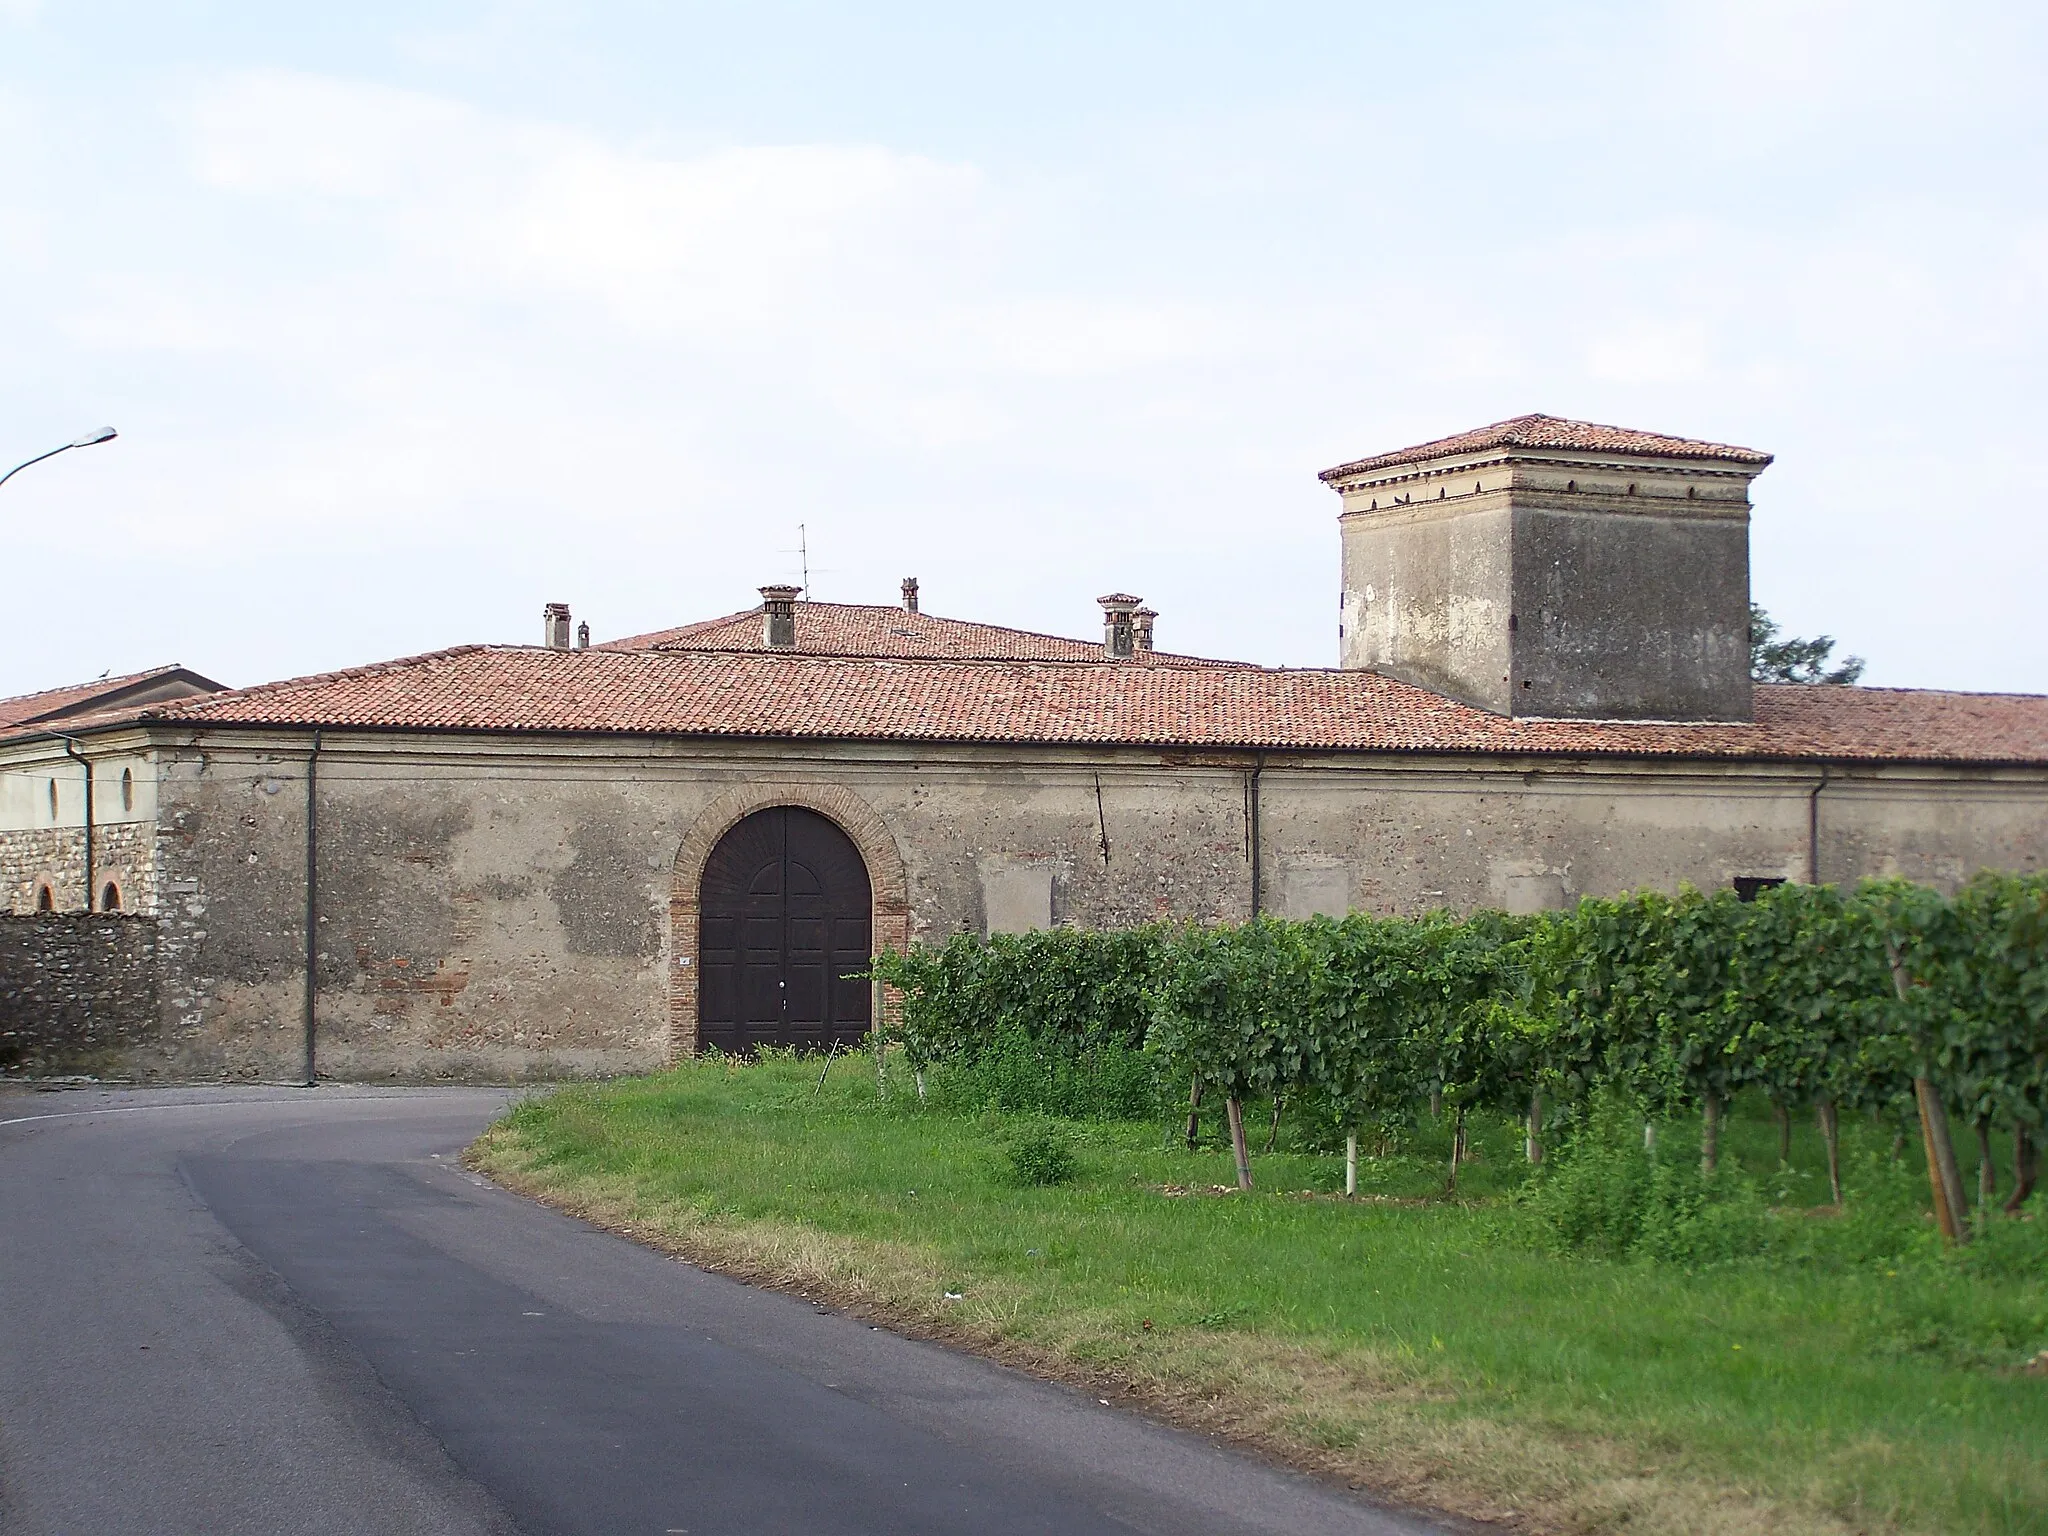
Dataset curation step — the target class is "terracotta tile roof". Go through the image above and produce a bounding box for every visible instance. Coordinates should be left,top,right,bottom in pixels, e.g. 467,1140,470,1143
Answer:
0,665,223,731
1321,414,1774,481
29,645,2042,767
607,601,1242,667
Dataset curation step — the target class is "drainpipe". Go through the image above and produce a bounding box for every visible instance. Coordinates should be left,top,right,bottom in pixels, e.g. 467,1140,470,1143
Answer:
58,736,94,911
1807,766,1830,885
1247,753,1264,918
303,730,323,1087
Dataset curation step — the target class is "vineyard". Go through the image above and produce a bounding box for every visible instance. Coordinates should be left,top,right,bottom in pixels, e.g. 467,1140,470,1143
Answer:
873,873,2048,1239
473,870,2048,1533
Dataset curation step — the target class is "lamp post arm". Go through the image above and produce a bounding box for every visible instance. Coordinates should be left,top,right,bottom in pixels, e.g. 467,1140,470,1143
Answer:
0,429,117,491
0,443,78,490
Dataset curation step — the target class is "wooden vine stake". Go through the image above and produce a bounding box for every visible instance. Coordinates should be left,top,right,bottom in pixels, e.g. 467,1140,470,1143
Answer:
1816,1100,1843,1206
1700,1093,1722,1177
1889,942,1970,1244
1345,1131,1358,1197
1525,1093,1543,1165
1224,1096,1253,1191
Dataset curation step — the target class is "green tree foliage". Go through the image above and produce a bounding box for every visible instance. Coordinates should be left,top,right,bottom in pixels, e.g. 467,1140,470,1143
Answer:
1750,602,1866,684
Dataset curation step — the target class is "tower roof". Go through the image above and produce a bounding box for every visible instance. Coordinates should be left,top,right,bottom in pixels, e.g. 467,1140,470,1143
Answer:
1320,414,1773,482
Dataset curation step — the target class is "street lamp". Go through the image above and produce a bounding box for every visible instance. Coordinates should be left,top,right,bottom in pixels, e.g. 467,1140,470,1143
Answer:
0,427,118,490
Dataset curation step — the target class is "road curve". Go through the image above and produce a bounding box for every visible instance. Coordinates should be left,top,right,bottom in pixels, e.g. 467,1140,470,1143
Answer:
0,1085,1446,1536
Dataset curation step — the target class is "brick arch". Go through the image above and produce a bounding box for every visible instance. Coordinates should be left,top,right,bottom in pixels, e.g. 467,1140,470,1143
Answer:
667,782,910,1060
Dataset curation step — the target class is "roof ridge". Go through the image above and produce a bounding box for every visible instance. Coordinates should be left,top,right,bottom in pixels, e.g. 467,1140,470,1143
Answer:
607,598,1246,666
0,663,184,709
1321,413,1773,481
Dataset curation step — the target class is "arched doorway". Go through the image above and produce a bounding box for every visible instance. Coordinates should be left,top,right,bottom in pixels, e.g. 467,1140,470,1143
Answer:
698,806,873,1054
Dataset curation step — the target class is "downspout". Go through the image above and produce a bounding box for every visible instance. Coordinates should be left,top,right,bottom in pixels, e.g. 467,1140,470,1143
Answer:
1247,752,1264,917
1807,765,1830,885
58,736,94,911
303,730,323,1087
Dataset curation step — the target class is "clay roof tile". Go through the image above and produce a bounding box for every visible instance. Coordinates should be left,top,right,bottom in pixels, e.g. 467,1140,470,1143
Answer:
1320,413,1773,481
43,647,2044,768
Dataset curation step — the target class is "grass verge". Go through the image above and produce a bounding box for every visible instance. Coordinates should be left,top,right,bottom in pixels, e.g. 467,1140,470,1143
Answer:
467,1054,2048,1536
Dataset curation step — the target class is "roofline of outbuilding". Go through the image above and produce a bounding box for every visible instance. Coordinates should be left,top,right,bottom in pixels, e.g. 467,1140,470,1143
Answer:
14,710,2048,776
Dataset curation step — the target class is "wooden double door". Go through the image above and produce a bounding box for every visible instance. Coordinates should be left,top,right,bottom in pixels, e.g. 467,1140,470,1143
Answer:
698,806,873,1054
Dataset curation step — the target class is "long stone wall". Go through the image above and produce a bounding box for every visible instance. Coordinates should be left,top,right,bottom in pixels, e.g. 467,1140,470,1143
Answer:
0,914,162,1076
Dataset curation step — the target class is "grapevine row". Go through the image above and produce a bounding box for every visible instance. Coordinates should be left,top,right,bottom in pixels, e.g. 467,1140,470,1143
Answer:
870,874,2048,1239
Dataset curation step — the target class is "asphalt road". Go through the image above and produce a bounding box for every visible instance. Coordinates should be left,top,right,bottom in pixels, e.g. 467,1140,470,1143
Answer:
0,1086,1446,1536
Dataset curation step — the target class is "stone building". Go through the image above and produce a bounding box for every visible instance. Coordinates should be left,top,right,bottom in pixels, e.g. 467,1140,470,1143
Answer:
3,415,2045,1082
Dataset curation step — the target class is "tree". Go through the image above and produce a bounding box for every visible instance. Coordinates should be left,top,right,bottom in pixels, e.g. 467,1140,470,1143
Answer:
1750,603,1866,685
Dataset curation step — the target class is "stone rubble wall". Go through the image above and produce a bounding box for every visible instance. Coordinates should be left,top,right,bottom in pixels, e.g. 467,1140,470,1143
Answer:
1,821,161,915
0,914,162,1076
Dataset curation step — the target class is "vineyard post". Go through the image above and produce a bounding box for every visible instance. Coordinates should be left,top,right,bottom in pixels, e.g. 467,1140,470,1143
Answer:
872,979,888,1099
1914,1077,1967,1243
1225,1097,1253,1190
1817,1100,1843,1205
1345,1131,1358,1196
1889,942,1971,1243
1974,1119,1996,1210
1525,1092,1543,1164
1701,1093,1722,1176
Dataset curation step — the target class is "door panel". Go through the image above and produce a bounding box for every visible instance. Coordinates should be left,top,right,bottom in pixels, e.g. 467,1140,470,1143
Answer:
697,806,874,1054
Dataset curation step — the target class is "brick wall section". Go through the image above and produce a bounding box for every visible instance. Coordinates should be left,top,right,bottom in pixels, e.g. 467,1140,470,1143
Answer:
0,914,162,1074
1,823,160,915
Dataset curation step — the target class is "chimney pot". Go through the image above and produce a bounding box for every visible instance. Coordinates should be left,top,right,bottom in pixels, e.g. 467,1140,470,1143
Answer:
543,602,572,649
1097,593,1141,660
901,576,919,614
759,585,801,649
575,620,590,650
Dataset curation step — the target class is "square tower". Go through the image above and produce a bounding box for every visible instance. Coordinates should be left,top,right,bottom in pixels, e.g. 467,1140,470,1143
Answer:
1321,414,1771,722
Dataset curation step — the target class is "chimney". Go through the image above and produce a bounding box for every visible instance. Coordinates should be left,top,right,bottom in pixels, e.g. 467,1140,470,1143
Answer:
543,602,572,650
901,576,920,614
575,620,590,650
1097,593,1141,660
1132,607,1157,654
760,585,801,649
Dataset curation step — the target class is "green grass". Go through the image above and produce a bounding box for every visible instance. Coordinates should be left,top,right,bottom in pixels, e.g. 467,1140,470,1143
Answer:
471,1056,2048,1536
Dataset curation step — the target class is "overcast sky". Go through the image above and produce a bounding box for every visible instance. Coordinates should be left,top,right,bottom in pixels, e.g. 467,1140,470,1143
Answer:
3,1,2044,699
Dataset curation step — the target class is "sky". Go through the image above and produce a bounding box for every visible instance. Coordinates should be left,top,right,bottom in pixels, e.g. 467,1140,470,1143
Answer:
2,1,2045,699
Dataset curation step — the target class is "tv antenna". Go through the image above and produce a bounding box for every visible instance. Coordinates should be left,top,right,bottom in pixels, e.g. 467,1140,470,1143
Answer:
779,523,839,599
